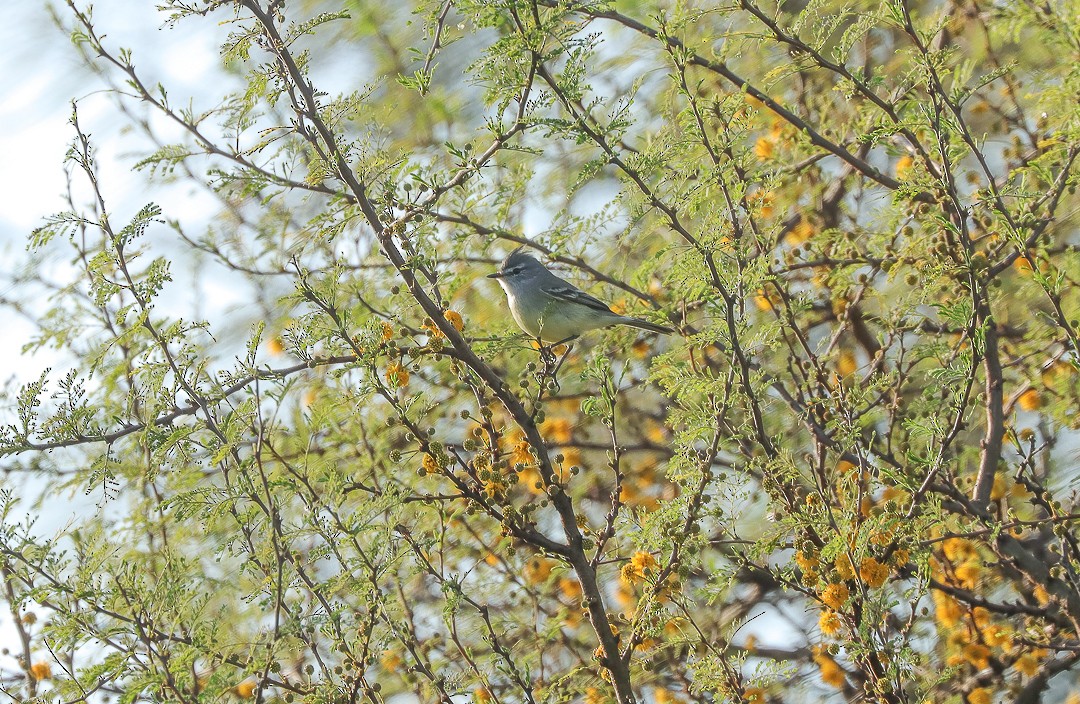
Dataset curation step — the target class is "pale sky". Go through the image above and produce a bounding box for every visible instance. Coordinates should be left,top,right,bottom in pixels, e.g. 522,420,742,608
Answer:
0,4,238,520
0,4,234,379
0,5,247,679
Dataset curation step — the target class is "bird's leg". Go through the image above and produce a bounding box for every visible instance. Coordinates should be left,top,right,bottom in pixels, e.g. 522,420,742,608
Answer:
537,336,576,394
551,342,573,387
537,338,557,370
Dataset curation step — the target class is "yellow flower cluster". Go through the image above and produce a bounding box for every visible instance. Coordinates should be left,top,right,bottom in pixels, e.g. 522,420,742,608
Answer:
821,583,849,610
621,551,659,584
835,553,855,581
558,577,582,601
421,453,441,475
232,681,257,698
812,646,846,688
584,688,606,704
444,310,464,331
523,556,554,584
380,649,403,672
385,361,409,387
819,609,842,636
940,537,981,589
29,661,52,682
747,190,775,219
786,215,816,246
858,557,889,589
753,287,782,311
509,436,534,468
895,154,914,180
654,689,686,704
794,550,819,581
931,540,1052,680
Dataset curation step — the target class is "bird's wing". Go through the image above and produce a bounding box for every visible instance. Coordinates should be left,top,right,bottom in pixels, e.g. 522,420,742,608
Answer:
541,283,616,314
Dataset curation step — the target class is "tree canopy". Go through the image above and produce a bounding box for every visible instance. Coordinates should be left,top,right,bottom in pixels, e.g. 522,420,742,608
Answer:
3,0,1080,703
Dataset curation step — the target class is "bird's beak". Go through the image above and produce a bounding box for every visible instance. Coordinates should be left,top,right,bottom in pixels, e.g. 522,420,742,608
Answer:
487,272,504,279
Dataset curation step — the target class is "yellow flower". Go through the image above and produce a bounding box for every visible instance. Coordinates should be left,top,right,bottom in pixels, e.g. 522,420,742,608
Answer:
836,460,856,474
1010,482,1033,500
747,190,775,218
1014,256,1035,275
794,550,819,577
1033,584,1050,605
837,350,857,377
942,538,976,561
380,649,403,672
1015,651,1039,675
754,136,775,160
968,688,991,704
655,689,685,704
381,321,394,341
385,361,409,387
444,310,465,332
754,288,781,311
29,661,52,681
954,561,980,589
984,624,1012,648
558,577,582,601
510,440,534,468
644,420,667,444
813,648,846,688
421,453,441,475
744,93,766,109
473,687,492,704
743,688,766,703
622,551,659,583
932,590,961,627
663,618,685,639
267,336,285,356
541,417,573,444
584,688,606,704
859,557,889,589
1041,361,1074,387
422,317,445,339
821,583,849,610
895,155,914,179
819,609,842,636
524,556,554,584
990,473,1008,501
786,216,816,246
518,466,544,495
963,643,991,669
482,475,505,498
233,681,257,698
890,548,910,567
835,554,856,581
1018,389,1042,411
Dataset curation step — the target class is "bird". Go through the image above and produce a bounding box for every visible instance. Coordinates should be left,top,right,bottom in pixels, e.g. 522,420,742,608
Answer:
487,247,674,345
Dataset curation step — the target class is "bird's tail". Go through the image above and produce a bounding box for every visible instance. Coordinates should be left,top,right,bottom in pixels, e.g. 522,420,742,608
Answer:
620,316,675,335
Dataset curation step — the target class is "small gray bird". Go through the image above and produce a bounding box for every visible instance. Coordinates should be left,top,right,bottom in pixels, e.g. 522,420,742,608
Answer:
487,248,674,344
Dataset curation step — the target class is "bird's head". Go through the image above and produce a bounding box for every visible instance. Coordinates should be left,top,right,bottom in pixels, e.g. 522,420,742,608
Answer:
487,247,542,283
